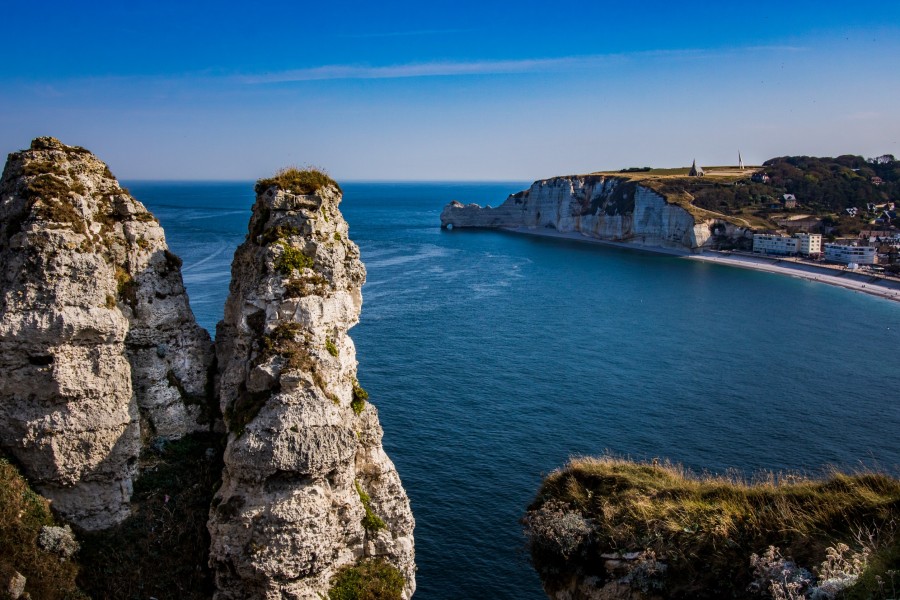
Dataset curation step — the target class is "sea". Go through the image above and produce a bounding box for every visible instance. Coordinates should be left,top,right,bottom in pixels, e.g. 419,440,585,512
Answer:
127,181,900,600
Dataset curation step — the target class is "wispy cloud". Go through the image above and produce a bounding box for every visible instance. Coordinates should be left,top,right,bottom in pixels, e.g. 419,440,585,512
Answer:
339,28,472,39
237,45,805,84
237,57,584,84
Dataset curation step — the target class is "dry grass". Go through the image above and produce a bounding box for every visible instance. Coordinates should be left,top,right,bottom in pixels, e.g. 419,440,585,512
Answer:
0,457,87,599
526,455,900,598
255,167,340,195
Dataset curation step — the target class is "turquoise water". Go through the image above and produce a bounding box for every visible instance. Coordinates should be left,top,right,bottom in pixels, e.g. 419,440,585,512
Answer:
129,181,900,600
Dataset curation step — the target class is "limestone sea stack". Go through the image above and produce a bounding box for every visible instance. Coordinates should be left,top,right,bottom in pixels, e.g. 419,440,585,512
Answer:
0,137,213,530
208,171,415,599
441,175,749,252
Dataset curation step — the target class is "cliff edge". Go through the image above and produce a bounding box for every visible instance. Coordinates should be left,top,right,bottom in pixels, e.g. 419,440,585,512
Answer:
523,456,900,600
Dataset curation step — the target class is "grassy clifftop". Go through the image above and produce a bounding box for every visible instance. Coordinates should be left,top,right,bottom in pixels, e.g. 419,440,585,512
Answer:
255,167,340,195
524,456,900,599
589,166,765,227
588,154,900,234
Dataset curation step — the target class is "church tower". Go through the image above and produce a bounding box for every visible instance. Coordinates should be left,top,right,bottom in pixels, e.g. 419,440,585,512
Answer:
688,159,705,177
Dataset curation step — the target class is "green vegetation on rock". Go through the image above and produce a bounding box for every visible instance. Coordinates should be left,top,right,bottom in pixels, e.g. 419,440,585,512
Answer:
327,558,404,600
259,224,301,246
275,241,314,275
524,455,900,599
261,322,312,372
351,380,369,415
326,338,339,357
355,481,387,533
255,167,341,195
114,266,138,309
0,456,86,600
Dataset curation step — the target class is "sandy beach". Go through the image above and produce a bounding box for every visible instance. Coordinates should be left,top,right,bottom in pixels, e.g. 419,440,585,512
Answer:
505,227,900,304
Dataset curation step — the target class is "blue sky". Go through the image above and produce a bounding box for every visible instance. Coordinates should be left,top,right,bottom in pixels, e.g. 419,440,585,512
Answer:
2,0,899,180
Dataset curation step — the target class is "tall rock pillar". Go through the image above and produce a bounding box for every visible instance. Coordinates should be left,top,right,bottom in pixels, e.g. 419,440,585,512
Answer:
208,174,415,599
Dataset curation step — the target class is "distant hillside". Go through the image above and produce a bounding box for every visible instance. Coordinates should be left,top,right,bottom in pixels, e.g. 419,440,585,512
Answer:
602,155,898,236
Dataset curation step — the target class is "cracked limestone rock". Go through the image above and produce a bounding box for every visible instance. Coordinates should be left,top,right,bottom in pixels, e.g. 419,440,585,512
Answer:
209,177,415,599
0,137,213,529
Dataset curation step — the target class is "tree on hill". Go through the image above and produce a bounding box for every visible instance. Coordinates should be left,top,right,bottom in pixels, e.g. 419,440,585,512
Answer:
761,155,898,212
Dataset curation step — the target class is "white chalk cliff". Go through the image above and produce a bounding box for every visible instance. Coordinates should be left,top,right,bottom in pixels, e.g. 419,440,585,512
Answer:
440,175,738,252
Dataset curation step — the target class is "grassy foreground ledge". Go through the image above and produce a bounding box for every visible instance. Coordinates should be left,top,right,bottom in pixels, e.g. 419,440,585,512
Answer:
524,456,900,599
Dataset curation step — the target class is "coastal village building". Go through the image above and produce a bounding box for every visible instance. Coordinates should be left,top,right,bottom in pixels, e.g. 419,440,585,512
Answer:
796,233,822,256
751,172,770,183
860,230,898,244
782,194,797,209
824,243,877,265
752,233,822,257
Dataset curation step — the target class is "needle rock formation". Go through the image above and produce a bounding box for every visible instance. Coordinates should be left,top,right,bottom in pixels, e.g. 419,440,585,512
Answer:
0,139,415,599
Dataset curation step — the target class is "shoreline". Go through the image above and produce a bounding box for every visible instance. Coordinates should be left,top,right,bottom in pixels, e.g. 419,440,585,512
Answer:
502,226,900,303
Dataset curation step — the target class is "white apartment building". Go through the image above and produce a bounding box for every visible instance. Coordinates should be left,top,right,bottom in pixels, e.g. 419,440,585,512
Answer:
752,233,822,257
823,244,877,265
753,234,798,255
795,233,822,256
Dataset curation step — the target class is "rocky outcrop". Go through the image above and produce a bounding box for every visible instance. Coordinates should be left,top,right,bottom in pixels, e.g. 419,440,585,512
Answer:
0,140,415,598
208,179,415,598
440,175,742,252
0,137,213,529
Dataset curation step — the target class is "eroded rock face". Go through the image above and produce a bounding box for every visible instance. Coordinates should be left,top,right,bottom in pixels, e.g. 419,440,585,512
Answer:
0,137,213,529
440,176,719,251
209,183,415,599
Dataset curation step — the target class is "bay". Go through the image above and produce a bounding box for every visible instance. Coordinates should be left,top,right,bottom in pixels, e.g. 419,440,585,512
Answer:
128,181,900,600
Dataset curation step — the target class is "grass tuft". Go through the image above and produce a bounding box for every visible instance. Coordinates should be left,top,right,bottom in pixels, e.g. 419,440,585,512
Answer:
328,558,404,600
255,167,340,195
275,241,314,275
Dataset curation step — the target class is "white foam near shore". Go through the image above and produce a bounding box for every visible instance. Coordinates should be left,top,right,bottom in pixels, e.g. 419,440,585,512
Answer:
502,226,900,303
